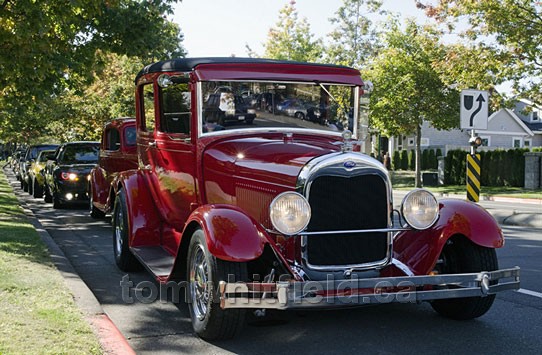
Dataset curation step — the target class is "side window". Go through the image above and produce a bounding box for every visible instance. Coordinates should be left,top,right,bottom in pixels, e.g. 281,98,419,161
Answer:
105,128,120,151
160,82,191,135
124,126,136,146
141,83,156,132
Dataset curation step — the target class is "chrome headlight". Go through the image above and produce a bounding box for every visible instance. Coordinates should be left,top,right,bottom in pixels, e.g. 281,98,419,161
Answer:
270,192,311,235
401,189,439,230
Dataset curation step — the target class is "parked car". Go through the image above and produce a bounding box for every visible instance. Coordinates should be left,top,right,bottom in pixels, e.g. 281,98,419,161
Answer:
44,141,99,208
11,149,25,181
89,118,137,218
20,144,59,193
203,93,256,125
111,57,519,340
277,98,321,121
29,149,56,198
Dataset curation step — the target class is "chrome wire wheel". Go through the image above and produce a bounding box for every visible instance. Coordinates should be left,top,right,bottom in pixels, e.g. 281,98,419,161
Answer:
111,189,140,271
187,229,247,340
114,205,124,257
190,244,210,321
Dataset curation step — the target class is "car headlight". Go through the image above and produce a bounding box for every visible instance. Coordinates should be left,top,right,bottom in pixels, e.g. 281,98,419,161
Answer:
270,192,311,235
401,189,439,230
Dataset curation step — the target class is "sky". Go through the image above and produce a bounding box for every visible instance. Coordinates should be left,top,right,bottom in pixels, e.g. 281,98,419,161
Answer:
172,0,431,58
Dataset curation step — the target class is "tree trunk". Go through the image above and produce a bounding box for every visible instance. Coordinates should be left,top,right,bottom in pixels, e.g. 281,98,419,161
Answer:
415,124,422,188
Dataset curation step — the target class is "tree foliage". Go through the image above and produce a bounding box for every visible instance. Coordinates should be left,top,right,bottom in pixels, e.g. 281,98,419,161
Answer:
417,0,542,101
0,0,184,142
263,1,323,61
46,52,144,142
325,0,385,68
364,21,460,186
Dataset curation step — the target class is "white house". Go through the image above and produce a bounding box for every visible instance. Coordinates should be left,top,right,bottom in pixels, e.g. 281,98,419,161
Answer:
387,98,542,155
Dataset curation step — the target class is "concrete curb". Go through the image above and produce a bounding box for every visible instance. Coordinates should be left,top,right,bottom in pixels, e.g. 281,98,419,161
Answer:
7,170,135,355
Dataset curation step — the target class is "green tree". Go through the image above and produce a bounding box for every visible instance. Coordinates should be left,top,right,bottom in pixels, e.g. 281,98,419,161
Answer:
417,0,542,101
263,1,323,61
400,149,409,170
0,0,184,142
363,21,459,187
392,150,401,170
325,0,385,67
46,52,144,142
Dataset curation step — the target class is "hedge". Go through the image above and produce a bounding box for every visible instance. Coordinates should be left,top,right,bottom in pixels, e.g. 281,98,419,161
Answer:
444,148,528,187
392,149,440,171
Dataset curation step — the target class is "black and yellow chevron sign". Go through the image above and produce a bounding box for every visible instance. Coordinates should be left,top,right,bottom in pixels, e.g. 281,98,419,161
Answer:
466,153,481,202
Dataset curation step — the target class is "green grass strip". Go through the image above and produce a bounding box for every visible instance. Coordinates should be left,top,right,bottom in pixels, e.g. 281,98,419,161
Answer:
0,168,102,355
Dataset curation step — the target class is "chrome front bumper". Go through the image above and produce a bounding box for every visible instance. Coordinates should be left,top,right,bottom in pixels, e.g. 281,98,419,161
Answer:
219,267,520,310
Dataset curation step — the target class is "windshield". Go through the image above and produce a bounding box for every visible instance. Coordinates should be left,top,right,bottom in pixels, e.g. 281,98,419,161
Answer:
59,144,99,164
200,81,362,136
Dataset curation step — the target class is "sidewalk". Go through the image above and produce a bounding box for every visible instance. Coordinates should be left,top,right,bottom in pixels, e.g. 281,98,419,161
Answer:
393,190,542,229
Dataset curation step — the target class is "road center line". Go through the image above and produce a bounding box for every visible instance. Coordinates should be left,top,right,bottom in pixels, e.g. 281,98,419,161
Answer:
517,288,542,299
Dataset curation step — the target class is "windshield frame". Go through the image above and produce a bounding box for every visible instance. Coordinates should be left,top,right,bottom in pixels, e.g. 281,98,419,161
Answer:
196,80,361,139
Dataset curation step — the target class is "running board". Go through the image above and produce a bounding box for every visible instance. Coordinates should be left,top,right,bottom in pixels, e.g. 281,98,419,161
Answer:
131,246,174,278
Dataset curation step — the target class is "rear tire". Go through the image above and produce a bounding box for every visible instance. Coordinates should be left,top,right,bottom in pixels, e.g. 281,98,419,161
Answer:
112,189,140,271
187,229,247,340
430,237,498,320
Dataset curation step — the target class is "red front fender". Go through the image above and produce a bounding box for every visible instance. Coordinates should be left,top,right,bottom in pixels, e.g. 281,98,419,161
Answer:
392,198,504,276
186,204,269,262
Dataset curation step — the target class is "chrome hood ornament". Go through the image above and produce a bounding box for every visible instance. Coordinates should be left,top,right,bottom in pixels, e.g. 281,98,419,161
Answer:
341,130,354,152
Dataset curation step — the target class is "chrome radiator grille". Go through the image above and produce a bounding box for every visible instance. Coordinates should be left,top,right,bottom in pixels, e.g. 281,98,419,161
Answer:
305,174,389,267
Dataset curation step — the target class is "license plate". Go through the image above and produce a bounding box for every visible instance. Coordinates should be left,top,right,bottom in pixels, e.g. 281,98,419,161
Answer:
238,116,245,120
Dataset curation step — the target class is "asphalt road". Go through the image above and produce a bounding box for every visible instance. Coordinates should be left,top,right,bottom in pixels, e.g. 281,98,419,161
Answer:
8,174,542,354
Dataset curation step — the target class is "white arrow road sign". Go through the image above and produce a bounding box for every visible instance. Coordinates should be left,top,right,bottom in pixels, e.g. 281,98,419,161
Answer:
460,90,488,130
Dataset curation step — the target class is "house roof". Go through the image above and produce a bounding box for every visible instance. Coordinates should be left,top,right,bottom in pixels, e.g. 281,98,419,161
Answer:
525,121,542,133
487,108,534,136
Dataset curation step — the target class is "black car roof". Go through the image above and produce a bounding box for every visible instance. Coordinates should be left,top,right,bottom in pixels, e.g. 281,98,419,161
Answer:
135,57,354,84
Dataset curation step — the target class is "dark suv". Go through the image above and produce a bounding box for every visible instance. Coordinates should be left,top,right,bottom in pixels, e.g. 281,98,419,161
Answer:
44,141,99,208
203,93,256,126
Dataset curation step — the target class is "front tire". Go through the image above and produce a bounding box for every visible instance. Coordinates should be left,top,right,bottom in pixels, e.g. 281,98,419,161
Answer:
27,177,33,195
44,184,52,203
112,189,140,271
187,229,247,340
52,192,63,209
89,186,105,219
430,237,498,320
32,178,43,198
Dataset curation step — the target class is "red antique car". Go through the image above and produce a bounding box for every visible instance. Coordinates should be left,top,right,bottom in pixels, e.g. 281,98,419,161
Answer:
111,58,519,340
89,118,137,218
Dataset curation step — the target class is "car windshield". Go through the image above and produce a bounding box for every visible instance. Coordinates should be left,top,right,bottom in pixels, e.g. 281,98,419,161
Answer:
59,144,99,164
37,150,54,163
200,81,363,136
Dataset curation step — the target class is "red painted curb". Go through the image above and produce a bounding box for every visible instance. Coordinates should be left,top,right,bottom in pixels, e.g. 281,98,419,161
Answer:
89,314,135,355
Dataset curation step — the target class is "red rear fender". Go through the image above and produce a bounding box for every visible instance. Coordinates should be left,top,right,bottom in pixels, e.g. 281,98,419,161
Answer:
117,171,162,247
392,199,504,276
186,205,269,262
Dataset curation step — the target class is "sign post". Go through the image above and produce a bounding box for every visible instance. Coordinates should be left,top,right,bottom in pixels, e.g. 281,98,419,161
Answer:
460,90,489,202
